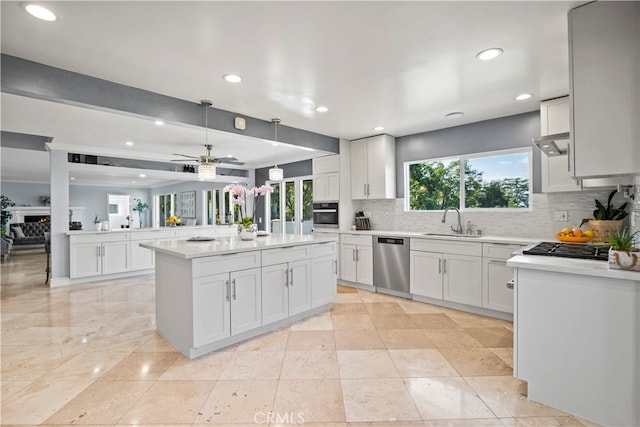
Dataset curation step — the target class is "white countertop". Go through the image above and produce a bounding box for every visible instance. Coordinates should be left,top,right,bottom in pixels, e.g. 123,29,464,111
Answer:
315,228,540,245
140,234,336,259
507,254,640,281
66,225,232,236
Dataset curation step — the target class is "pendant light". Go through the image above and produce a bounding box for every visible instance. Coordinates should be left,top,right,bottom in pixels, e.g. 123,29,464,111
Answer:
269,118,284,181
198,100,216,181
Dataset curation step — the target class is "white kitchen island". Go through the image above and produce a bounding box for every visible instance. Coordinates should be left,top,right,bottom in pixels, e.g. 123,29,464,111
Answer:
141,234,337,358
507,254,640,427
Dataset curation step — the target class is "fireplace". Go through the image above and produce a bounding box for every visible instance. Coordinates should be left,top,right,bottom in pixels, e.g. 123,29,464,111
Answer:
25,215,50,223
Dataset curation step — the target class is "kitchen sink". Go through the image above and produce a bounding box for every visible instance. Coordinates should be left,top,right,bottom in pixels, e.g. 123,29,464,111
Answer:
422,233,482,238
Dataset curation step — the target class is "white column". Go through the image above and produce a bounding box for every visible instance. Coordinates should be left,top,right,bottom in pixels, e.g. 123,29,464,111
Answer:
49,149,70,283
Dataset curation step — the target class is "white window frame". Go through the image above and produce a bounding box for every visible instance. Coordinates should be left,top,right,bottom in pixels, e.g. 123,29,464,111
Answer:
265,175,313,235
404,147,533,212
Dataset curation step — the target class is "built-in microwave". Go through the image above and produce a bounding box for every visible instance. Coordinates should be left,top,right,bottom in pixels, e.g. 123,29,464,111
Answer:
312,202,339,228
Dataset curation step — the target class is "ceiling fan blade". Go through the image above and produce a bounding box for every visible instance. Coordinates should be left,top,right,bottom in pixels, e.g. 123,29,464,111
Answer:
216,158,245,165
171,153,200,159
170,159,199,163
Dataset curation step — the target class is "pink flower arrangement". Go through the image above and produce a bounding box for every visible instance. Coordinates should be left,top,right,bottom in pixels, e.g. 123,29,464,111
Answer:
223,184,273,224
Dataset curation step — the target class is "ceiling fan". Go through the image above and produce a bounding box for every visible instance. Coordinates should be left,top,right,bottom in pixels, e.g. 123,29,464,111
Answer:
170,144,245,166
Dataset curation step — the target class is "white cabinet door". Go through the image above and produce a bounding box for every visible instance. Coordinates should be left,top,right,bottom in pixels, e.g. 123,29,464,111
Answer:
313,174,328,201
261,263,289,325
356,245,374,286
193,273,231,347
340,244,358,282
366,135,395,199
443,254,482,306
483,258,514,313
540,97,582,192
230,268,262,335
570,1,640,178
325,172,340,201
311,255,337,308
70,243,102,278
410,251,442,299
288,259,311,316
350,139,368,200
131,240,155,271
102,241,130,275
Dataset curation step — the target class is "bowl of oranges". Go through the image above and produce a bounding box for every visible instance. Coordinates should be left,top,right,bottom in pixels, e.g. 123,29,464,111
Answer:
556,227,594,243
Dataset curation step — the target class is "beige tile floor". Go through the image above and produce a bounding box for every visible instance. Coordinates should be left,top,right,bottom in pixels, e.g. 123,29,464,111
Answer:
0,249,599,426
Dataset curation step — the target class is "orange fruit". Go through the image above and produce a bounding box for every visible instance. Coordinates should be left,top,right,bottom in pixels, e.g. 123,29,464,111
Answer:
572,228,583,237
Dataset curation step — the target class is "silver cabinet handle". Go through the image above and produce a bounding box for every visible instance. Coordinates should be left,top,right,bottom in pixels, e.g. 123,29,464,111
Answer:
506,279,515,289
334,259,338,275
443,259,447,274
363,183,367,197
289,268,294,286
285,268,289,287
367,183,370,196
353,249,356,261
225,280,230,301
356,249,359,262
438,258,442,274
232,278,236,300
97,246,101,257
567,143,571,173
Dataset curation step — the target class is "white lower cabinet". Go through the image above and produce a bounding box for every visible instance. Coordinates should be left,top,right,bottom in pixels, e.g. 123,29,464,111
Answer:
410,239,482,306
340,234,373,285
481,243,524,314
311,255,338,307
69,234,130,278
193,267,262,347
130,239,155,271
262,260,311,325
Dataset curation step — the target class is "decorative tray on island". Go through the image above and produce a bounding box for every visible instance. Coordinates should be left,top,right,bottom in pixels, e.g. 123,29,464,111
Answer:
186,236,215,242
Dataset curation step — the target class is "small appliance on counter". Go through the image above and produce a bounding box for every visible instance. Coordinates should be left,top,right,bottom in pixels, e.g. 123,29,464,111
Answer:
354,211,371,230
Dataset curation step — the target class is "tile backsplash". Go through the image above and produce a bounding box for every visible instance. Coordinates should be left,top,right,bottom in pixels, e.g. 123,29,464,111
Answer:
355,186,637,240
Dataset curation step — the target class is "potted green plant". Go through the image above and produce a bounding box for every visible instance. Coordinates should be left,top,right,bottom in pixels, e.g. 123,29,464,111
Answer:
580,190,629,242
1,195,15,234
93,214,102,231
607,228,639,271
132,198,149,228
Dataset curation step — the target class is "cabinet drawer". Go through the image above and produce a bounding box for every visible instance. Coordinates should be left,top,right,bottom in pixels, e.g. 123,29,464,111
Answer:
410,238,481,256
193,251,261,277
482,243,524,260
131,230,177,241
310,242,336,258
341,234,372,246
262,245,311,266
70,232,130,245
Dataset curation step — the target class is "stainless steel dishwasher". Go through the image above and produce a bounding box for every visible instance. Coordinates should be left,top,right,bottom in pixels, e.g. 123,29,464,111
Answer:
373,236,410,298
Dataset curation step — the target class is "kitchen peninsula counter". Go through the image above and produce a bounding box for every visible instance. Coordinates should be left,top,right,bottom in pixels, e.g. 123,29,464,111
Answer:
508,253,639,426
141,235,338,358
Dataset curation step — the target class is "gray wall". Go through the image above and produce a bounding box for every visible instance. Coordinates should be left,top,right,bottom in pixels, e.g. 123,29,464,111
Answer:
1,182,50,206
69,185,152,228
395,111,541,197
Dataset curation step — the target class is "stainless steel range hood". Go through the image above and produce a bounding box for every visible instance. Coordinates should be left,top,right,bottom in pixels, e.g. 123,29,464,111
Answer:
532,132,570,156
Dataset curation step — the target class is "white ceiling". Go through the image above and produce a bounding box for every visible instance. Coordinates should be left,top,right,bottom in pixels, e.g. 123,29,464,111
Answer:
1,1,582,186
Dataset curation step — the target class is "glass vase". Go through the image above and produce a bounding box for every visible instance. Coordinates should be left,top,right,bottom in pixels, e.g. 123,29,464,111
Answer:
238,224,258,241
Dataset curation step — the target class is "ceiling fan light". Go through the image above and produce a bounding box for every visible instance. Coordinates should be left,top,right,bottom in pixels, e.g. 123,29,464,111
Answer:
198,163,216,181
269,166,283,182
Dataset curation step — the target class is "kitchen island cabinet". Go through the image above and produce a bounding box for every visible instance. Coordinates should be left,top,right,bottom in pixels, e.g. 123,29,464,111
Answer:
141,235,336,358
508,254,640,427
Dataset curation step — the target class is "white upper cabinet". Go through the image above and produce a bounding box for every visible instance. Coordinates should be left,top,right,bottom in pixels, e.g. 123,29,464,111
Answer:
313,155,340,201
350,135,396,200
569,1,640,178
540,97,581,192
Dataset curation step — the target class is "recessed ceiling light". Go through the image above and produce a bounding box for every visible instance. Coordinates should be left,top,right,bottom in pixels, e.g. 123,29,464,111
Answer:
373,126,385,131
125,141,134,146
70,177,75,180
22,3,58,21
445,112,464,119
154,120,164,126
515,93,533,101
315,106,329,113
132,180,136,184
476,48,503,61
139,174,146,178
223,74,242,83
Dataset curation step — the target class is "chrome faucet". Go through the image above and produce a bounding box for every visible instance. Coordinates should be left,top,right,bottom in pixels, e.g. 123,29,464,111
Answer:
441,207,463,234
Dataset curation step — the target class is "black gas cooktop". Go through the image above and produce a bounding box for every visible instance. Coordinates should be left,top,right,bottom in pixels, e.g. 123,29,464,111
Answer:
523,242,610,261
